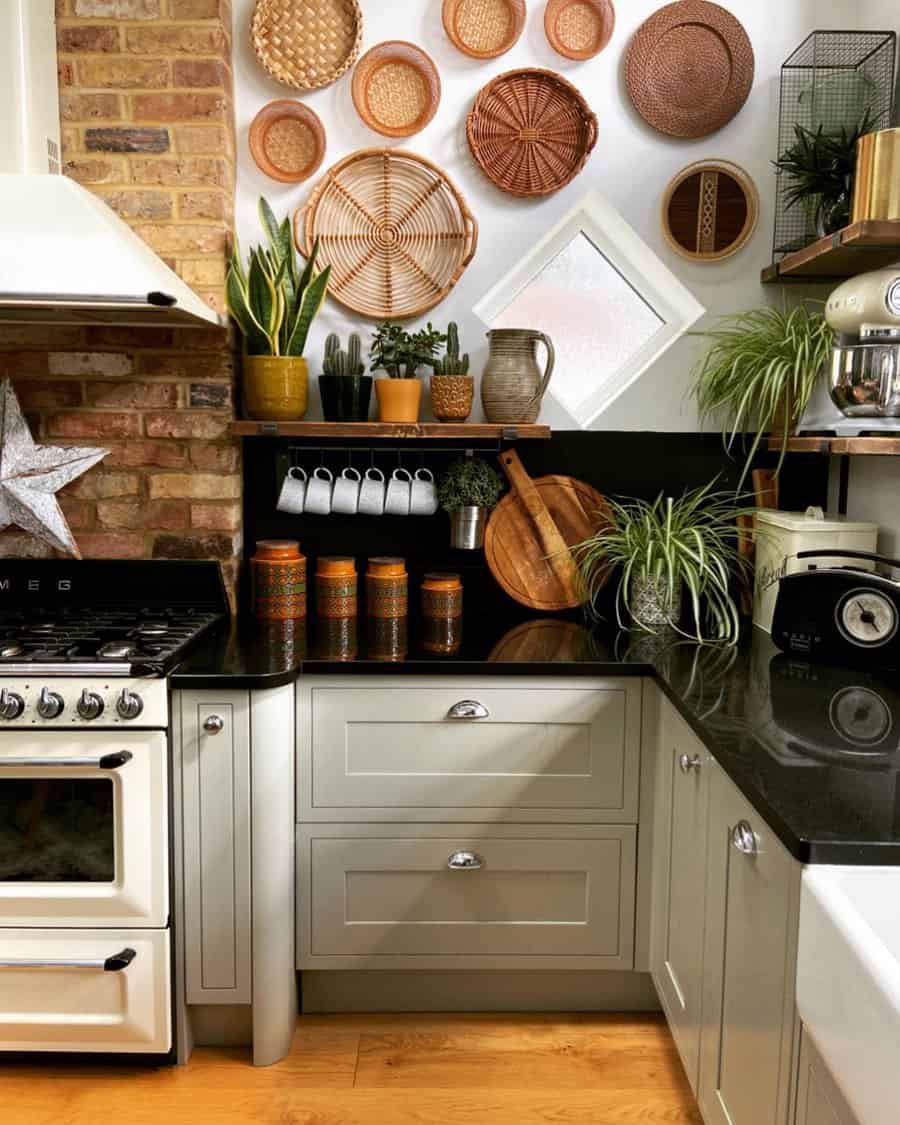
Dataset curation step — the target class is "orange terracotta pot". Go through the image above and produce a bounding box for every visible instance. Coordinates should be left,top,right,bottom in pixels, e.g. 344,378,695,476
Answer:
375,378,422,423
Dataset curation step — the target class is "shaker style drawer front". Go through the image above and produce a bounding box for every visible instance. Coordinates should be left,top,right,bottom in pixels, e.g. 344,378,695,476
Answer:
0,928,171,1053
298,826,636,970
304,683,640,821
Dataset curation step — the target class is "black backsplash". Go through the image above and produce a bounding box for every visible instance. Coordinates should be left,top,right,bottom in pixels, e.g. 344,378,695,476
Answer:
240,432,829,619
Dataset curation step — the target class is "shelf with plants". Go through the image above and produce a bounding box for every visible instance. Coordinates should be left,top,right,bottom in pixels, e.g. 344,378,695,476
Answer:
761,219,900,283
229,421,551,440
766,435,900,456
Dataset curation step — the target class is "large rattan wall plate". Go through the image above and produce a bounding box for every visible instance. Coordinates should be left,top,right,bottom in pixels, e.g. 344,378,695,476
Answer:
442,0,526,60
250,0,363,92
662,160,759,262
351,42,441,139
466,69,598,198
624,0,754,139
294,149,479,321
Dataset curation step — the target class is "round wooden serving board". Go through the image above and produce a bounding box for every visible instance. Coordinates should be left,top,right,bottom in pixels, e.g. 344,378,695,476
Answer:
485,473,612,611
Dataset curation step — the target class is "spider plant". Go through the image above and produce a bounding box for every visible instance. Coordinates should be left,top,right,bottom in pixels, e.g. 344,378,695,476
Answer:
571,482,756,646
692,304,834,488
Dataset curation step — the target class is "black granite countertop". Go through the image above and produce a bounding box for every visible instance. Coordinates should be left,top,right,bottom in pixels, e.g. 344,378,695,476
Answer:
171,613,900,867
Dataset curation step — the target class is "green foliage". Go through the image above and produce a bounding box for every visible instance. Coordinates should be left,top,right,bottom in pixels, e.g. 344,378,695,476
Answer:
226,197,331,357
437,458,505,513
572,481,757,646
692,304,834,488
774,110,877,210
432,322,470,376
323,332,365,377
369,321,447,379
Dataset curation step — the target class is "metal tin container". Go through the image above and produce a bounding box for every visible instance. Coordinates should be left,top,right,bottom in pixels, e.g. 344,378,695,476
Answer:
365,557,408,619
449,505,487,550
250,540,307,620
852,127,900,223
315,556,358,618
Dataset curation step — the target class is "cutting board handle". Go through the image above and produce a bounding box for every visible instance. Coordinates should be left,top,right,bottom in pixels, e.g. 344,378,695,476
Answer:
498,449,579,601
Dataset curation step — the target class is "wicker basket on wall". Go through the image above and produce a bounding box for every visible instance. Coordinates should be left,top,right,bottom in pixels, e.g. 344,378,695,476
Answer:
250,0,363,91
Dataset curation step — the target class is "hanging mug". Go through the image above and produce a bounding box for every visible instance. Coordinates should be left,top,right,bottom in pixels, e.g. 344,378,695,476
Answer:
304,466,335,515
276,467,308,514
410,468,439,516
332,467,362,515
384,468,413,516
358,467,386,516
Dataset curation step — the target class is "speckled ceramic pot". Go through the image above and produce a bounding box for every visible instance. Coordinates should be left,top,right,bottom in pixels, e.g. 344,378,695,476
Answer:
431,375,474,422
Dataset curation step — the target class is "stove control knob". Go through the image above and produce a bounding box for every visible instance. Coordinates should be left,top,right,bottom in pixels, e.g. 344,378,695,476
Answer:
116,688,143,721
36,688,65,720
0,689,24,720
77,689,105,721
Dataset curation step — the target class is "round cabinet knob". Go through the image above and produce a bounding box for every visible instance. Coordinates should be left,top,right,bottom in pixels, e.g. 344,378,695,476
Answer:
679,753,702,774
116,689,143,721
0,689,24,720
447,850,485,871
732,820,759,857
203,715,225,734
77,690,105,721
36,688,65,720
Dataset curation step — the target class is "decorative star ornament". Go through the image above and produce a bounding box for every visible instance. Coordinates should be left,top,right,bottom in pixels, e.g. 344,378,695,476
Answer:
0,379,108,558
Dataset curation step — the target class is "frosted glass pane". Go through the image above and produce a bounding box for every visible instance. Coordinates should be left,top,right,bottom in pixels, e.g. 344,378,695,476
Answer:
493,232,665,412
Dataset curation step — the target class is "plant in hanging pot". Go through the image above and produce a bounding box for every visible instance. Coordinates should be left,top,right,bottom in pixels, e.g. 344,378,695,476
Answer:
369,321,445,423
692,303,834,487
572,482,756,646
318,332,372,422
430,321,474,422
226,198,331,421
437,457,505,550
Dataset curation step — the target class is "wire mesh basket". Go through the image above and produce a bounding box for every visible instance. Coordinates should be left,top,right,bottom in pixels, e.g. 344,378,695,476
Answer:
772,30,896,259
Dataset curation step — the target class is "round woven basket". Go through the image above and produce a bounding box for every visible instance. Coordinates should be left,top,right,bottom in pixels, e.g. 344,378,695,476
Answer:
294,149,479,321
351,41,441,139
661,159,758,262
250,0,363,91
544,0,615,61
442,0,526,60
625,0,754,139
466,69,598,198
249,100,326,184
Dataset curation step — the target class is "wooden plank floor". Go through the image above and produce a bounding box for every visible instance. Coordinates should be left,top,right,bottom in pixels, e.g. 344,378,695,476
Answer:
1,1013,702,1124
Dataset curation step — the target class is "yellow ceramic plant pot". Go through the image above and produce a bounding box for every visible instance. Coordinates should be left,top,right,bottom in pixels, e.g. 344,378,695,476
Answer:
243,356,308,421
375,378,422,423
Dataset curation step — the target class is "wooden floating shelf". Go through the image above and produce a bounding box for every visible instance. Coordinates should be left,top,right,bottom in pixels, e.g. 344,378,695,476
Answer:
230,421,552,440
761,220,900,284
769,435,900,456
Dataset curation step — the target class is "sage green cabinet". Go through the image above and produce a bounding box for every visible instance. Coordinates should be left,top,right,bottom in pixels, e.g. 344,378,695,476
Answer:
795,1029,861,1125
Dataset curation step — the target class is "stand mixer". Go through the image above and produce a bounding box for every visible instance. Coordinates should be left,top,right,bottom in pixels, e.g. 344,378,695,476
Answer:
825,268,900,419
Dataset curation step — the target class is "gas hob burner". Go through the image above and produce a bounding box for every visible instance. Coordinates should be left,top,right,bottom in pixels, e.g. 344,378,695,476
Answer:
0,642,25,659
29,621,58,634
136,621,169,638
98,641,139,661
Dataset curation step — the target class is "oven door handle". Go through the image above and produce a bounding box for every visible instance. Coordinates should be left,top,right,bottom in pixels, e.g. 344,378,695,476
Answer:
0,948,137,972
0,750,133,771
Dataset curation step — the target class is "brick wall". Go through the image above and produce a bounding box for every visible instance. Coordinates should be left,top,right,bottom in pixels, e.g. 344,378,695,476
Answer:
1,0,240,596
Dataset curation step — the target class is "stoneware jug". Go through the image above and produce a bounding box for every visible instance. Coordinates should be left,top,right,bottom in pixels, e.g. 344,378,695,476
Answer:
481,329,555,424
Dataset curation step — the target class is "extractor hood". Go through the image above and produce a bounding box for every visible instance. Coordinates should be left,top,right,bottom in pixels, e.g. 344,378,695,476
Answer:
0,0,221,328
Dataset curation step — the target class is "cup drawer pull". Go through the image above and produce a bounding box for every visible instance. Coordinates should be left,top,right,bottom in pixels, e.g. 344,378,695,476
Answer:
0,947,137,972
447,850,485,871
446,700,489,720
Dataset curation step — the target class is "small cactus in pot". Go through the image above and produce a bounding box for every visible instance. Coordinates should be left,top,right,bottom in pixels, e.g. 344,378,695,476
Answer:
430,321,474,422
319,331,373,422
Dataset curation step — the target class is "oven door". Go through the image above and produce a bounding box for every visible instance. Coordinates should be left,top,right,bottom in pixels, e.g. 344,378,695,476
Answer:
0,732,168,928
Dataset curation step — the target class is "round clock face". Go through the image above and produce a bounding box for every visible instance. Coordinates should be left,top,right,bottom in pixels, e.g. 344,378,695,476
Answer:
836,589,899,648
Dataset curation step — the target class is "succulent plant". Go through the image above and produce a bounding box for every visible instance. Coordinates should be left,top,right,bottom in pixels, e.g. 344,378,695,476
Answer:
323,332,364,377
432,322,470,376
369,321,446,379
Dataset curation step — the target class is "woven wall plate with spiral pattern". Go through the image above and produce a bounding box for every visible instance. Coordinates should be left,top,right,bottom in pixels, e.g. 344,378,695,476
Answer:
250,0,363,91
249,100,326,184
466,69,598,197
294,149,479,321
661,160,758,261
351,42,441,139
544,0,615,61
442,0,526,60
625,0,754,139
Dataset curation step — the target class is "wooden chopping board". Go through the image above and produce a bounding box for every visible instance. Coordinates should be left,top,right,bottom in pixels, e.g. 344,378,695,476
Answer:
485,449,613,611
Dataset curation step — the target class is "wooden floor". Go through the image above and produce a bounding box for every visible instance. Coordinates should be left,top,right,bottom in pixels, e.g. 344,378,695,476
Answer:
2,1013,701,1124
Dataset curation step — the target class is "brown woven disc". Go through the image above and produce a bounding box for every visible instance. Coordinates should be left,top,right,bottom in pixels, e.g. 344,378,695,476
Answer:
466,68,598,198
544,0,615,61
294,149,479,321
352,42,441,139
442,0,526,60
662,160,758,261
249,100,326,184
250,0,363,92
625,0,754,139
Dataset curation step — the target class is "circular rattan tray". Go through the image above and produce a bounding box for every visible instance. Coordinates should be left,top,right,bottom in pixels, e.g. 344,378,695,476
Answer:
249,100,326,184
466,68,597,197
442,0,526,60
625,0,754,139
544,0,615,61
250,0,363,92
662,160,758,262
294,149,479,321
351,42,441,139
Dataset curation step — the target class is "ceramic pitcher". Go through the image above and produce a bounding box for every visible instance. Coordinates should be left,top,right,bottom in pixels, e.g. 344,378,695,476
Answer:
481,329,555,424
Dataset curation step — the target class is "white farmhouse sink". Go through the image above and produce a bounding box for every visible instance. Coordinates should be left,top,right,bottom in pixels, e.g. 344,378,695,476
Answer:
798,866,900,1125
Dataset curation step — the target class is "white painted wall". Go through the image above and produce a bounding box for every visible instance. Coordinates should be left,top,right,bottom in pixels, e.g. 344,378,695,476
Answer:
234,0,897,429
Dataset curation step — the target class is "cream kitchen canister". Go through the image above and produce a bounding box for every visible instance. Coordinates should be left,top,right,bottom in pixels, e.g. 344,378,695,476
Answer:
481,329,555,424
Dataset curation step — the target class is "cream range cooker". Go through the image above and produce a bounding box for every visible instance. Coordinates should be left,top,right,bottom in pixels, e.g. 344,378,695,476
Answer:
0,561,226,1056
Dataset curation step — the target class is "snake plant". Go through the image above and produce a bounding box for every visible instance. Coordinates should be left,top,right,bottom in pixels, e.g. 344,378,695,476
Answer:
226,198,331,357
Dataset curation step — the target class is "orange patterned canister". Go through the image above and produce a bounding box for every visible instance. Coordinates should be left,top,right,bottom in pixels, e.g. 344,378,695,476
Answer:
421,572,463,620
366,557,408,619
317,615,358,661
251,540,307,620
422,614,462,654
316,556,358,619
